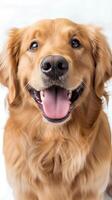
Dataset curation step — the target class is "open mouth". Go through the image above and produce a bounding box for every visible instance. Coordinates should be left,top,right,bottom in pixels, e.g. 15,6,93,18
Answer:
27,83,84,123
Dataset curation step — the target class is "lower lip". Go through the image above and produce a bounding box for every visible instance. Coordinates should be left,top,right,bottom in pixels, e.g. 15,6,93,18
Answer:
43,112,70,123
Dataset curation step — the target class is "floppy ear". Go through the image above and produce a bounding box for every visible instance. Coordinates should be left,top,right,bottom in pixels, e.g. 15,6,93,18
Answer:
89,26,112,98
0,54,9,86
1,28,23,104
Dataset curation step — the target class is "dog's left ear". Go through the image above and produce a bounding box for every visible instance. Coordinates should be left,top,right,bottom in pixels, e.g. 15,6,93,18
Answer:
88,26,112,98
0,54,9,86
0,28,24,104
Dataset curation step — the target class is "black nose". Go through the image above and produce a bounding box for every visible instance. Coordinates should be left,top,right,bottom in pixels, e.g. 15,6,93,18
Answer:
41,55,68,79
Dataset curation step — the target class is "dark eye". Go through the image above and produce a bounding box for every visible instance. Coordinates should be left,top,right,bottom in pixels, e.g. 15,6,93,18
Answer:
29,41,39,51
70,38,81,48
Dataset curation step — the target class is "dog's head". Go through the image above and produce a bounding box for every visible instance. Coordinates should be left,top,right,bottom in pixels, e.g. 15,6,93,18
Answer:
1,19,112,124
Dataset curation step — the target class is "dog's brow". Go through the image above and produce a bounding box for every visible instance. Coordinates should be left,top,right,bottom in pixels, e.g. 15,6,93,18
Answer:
32,29,42,37
60,27,78,35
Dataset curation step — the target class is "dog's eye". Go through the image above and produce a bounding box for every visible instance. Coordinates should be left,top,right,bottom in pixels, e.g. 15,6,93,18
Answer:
70,38,81,48
29,41,39,51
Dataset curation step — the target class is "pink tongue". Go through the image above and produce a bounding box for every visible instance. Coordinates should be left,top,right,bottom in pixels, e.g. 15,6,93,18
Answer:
42,87,70,119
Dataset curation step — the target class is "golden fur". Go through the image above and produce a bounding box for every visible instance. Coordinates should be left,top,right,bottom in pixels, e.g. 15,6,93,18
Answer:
0,18,112,200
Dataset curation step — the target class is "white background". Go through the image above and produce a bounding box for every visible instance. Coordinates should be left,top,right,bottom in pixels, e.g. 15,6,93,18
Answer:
0,0,112,199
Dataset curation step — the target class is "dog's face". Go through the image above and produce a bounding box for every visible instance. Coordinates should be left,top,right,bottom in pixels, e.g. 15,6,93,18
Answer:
1,19,112,124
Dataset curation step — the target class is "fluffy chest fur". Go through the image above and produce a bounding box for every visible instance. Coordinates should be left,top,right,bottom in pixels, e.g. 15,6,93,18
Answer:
27,133,88,183
4,109,111,200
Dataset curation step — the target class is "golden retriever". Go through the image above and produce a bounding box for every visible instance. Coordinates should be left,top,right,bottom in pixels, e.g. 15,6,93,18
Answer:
0,18,112,200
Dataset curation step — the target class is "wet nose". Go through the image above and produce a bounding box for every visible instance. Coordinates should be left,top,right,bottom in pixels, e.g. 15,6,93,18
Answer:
41,55,68,79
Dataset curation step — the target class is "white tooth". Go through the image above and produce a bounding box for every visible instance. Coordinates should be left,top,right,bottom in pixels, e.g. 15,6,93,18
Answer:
34,91,39,100
40,91,45,100
68,91,72,99
76,88,80,93
34,91,37,96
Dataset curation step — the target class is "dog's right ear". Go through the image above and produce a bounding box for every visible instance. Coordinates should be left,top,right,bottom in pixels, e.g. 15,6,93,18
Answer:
0,28,24,104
